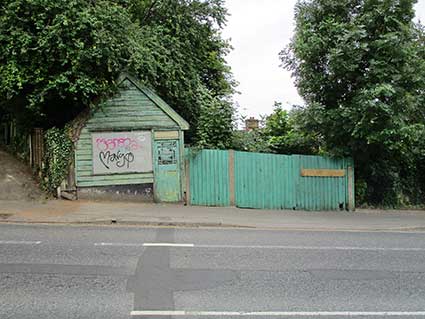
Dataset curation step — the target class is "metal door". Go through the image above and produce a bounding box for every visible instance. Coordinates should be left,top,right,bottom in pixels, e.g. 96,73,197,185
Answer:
154,140,181,202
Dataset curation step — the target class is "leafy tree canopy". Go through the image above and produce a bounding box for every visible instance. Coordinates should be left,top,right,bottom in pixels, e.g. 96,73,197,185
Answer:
281,0,425,206
128,0,235,142
264,103,320,155
231,102,318,155
0,0,133,126
0,0,235,144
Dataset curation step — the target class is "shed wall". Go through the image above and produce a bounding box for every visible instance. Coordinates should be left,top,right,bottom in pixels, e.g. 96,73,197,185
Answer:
75,79,179,188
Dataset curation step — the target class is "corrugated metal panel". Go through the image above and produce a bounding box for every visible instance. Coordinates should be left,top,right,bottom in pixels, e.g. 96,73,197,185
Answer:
188,149,230,206
294,155,348,210
235,151,295,209
186,148,353,211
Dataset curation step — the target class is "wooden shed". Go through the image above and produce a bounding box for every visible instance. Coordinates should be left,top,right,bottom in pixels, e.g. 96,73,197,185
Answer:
71,74,189,202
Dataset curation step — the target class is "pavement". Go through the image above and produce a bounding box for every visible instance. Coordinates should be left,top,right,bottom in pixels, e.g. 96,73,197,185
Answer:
1,199,425,231
2,145,425,232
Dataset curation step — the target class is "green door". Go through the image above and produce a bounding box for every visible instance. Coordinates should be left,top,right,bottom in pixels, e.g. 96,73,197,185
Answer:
154,139,181,202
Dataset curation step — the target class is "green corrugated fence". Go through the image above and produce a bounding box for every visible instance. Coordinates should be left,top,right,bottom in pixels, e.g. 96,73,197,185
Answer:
186,149,230,206
185,149,355,211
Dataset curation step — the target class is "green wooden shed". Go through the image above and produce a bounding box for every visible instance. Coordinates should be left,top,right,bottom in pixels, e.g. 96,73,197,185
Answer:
71,74,189,202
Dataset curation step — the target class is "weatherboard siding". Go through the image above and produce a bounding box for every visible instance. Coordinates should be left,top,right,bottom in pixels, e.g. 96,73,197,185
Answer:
75,79,177,187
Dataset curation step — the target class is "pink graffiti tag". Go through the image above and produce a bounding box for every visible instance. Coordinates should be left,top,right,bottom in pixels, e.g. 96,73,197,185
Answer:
95,137,140,152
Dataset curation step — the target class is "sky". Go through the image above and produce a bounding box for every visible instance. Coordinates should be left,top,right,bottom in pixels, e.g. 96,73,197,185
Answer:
222,0,425,119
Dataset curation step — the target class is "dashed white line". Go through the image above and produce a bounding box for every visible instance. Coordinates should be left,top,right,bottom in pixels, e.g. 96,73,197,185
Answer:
195,244,425,251
130,310,425,316
131,310,186,316
143,243,195,247
94,242,425,251
95,242,144,247
0,240,41,245
94,242,194,247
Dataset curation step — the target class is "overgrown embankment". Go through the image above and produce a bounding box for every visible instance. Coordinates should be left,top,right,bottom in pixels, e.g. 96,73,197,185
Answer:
0,148,44,201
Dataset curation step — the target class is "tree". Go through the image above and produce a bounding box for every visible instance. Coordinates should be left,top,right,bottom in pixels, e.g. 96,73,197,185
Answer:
230,102,318,155
0,0,235,146
231,113,271,153
231,129,271,153
0,0,134,127
264,103,320,155
128,0,236,143
281,0,425,206
193,86,234,149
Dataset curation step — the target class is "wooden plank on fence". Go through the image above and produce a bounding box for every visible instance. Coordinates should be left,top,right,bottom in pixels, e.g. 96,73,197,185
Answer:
348,166,355,211
185,157,190,205
228,150,235,206
301,168,345,177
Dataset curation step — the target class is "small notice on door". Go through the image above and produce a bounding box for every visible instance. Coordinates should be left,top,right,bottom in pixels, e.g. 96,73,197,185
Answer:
157,141,177,165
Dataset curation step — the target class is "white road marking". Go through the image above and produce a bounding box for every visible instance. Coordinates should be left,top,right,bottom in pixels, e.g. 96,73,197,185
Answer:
0,240,41,245
94,243,143,247
130,310,425,316
194,244,425,251
95,242,425,251
94,242,194,247
95,242,144,247
143,243,195,247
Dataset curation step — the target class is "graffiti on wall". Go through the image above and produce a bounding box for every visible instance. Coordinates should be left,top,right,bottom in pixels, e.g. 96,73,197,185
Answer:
92,131,152,174
95,137,138,169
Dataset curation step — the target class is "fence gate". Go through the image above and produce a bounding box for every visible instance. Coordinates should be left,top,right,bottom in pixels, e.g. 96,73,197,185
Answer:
186,149,354,211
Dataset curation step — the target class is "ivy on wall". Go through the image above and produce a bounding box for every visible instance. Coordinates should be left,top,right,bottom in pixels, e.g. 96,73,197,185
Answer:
41,127,73,194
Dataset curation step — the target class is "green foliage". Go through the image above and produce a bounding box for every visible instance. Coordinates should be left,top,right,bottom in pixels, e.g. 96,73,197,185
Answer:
9,124,30,160
128,0,235,143
264,103,319,155
355,179,368,207
230,112,269,152
231,103,319,155
0,0,235,148
41,127,73,194
194,86,234,149
231,130,270,153
282,0,425,206
264,102,291,138
0,0,133,125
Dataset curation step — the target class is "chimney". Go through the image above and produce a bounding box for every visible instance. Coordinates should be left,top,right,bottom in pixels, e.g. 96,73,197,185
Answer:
245,117,259,131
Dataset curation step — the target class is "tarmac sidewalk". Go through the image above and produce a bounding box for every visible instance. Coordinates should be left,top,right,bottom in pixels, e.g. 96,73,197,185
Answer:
1,199,425,231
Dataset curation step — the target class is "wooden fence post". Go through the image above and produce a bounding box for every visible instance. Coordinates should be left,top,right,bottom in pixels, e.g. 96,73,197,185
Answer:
228,150,235,206
28,134,33,167
348,166,355,211
185,157,190,205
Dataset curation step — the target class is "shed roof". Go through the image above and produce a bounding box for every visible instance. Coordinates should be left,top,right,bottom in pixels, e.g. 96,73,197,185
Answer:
117,73,189,130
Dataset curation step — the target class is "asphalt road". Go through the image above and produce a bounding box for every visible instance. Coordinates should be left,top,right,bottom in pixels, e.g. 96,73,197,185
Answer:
1,224,425,319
